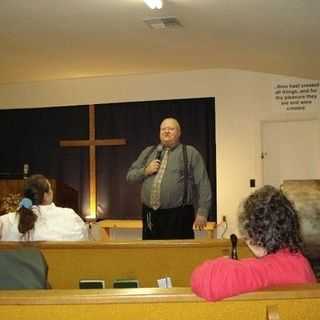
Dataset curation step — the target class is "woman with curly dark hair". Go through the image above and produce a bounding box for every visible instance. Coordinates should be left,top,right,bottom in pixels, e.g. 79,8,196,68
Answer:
191,185,316,301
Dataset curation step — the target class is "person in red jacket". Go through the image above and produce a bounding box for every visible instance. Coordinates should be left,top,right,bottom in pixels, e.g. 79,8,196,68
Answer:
191,185,316,301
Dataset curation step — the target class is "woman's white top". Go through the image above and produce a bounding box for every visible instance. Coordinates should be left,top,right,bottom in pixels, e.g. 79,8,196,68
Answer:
0,203,88,241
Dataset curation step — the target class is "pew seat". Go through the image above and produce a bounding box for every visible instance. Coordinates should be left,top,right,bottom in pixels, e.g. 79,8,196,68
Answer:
0,239,253,289
0,284,319,320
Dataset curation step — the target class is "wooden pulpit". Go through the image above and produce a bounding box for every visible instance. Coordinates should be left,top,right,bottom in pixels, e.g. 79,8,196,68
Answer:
0,179,79,215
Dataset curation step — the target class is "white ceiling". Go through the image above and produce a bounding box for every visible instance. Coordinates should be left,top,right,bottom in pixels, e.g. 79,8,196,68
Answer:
0,0,319,85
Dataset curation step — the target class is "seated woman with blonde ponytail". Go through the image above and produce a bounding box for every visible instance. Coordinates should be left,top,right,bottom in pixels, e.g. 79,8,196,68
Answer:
0,174,88,241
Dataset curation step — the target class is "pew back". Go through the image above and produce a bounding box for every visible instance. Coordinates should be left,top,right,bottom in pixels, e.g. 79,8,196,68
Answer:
0,239,253,289
0,285,319,320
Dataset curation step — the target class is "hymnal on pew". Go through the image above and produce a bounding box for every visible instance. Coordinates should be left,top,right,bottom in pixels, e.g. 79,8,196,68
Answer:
79,279,105,289
113,279,139,288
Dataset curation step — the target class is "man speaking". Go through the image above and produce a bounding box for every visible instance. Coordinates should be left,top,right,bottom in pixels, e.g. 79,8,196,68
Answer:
127,117,212,240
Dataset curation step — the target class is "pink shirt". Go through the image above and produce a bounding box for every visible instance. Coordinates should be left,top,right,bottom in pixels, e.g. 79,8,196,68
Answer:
191,249,316,301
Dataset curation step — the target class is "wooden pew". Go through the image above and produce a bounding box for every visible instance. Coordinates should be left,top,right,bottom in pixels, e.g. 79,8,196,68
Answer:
0,284,319,320
0,239,253,289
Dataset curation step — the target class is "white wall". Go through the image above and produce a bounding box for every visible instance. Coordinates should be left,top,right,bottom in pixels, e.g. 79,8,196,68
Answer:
1,68,319,237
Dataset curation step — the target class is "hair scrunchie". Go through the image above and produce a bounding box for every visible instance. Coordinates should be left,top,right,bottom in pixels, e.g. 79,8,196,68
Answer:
19,198,33,209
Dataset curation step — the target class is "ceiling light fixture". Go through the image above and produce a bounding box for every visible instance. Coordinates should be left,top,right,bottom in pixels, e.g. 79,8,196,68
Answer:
144,0,163,10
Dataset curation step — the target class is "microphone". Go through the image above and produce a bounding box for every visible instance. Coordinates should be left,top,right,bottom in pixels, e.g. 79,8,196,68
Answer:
23,163,29,180
155,145,163,161
230,234,238,260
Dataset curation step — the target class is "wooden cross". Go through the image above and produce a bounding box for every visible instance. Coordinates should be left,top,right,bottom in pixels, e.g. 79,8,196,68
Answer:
60,104,126,219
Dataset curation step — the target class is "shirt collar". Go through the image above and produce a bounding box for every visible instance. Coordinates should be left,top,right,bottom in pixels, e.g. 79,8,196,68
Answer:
162,142,181,151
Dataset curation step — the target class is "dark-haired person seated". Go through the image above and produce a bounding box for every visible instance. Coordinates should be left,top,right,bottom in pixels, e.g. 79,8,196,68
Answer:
191,185,316,301
0,174,88,241
0,248,49,289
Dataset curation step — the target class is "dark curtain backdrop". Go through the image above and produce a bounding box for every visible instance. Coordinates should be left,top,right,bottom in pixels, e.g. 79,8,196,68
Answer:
0,106,87,175
0,97,216,221
95,97,216,221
